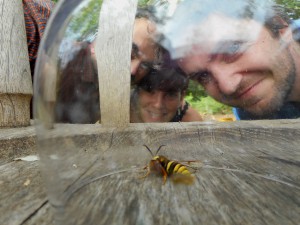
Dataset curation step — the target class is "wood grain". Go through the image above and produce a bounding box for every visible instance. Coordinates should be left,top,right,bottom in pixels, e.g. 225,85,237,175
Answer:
0,125,36,165
0,160,47,225
1,120,299,224
96,0,138,127
0,0,32,127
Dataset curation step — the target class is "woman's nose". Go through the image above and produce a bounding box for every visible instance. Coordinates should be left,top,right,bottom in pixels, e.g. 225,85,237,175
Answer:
152,92,164,108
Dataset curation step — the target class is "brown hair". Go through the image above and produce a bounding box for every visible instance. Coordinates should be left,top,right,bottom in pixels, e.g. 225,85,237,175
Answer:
136,67,188,93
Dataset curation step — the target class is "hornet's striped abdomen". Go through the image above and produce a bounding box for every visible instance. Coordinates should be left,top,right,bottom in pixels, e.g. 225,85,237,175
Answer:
166,160,191,176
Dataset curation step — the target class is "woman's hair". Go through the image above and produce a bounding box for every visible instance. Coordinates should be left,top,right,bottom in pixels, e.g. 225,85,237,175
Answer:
136,67,188,93
131,20,188,93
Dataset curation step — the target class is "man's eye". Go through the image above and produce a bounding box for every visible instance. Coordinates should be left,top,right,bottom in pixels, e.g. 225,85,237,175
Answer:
131,51,137,60
221,41,246,63
226,41,242,54
131,43,139,59
139,62,152,71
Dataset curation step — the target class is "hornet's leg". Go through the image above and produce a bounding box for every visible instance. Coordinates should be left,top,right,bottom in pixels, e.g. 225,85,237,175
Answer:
161,167,168,185
139,165,150,179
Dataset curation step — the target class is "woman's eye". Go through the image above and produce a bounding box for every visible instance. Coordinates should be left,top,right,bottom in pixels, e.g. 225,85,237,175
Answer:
147,89,155,95
165,92,180,101
189,71,212,85
167,92,179,98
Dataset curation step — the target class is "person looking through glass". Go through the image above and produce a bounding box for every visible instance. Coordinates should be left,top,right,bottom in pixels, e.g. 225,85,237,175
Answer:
157,0,300,120
55,7,202,123
130,66,202,123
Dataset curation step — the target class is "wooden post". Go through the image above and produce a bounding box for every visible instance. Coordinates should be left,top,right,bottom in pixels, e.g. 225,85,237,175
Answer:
0,0,33,127
96,0,138,127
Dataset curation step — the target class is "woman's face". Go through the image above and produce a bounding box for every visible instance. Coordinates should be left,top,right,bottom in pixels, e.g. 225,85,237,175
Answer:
137,89,183,122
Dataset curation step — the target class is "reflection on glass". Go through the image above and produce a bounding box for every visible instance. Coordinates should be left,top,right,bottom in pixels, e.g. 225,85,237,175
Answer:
154,0,300,120
32,0,300,224
131,9,159,84
38,0,300,124
50,4,205,124
130,8,203,122
55,40,99,123
34,0,102,124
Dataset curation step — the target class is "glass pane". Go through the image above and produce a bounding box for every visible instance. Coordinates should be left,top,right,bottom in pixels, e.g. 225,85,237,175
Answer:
35,0,300,126
33,0,300,224
35,0,102,125
130,6,207,122
142,0,300,121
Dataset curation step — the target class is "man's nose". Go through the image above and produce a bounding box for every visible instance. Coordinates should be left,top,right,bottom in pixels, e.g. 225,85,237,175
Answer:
210,63,243,96
131,59,140,75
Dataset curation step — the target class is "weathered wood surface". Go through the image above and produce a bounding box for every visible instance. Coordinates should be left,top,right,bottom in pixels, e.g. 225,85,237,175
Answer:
0,125,36,164
1,120,300,225
0,0,33,127
0,160,48,225
96,0,137,127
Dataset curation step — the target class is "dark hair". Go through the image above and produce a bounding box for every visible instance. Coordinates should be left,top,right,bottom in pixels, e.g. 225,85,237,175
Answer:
264,4,291,37
137,67,188,93
136,44,188,93
136,6,157,21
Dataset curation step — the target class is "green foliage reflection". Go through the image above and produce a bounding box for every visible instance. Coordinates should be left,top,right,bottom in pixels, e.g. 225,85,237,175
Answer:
66,0,103,41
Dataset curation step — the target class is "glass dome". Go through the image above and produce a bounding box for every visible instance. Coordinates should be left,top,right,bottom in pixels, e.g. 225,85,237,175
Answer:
33,0,300,224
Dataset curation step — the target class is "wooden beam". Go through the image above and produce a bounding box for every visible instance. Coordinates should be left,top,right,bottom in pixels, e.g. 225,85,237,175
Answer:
96,0,138,127
0,0,33,127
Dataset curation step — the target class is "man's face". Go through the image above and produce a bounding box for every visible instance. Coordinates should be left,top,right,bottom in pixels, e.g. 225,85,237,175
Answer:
131,18,158,83
137,89,182,122
177,16,296,117
91,17,158,84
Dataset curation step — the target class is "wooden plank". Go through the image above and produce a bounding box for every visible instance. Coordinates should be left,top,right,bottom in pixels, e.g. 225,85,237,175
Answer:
0,161,48,225
0,0,32,127
1,120,298,224
59,168,300,225
96,0,138,127
0,125,36,165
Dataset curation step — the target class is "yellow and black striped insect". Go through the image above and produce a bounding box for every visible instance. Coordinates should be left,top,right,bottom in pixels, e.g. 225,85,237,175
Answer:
141,145,196,185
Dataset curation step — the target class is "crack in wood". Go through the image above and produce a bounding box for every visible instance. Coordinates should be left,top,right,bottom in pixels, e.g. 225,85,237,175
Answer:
20,200,48,225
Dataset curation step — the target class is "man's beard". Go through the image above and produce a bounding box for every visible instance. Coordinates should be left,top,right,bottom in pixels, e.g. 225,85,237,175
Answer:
244,58,296,119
